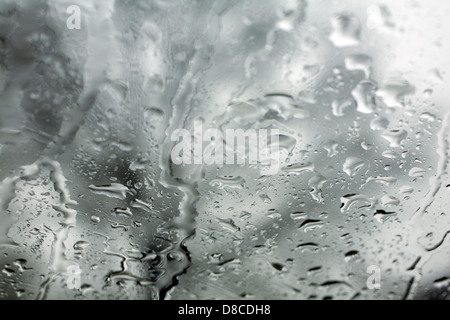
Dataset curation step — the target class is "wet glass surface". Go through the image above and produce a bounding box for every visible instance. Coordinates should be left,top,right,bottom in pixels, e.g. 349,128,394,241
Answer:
0,0,449,300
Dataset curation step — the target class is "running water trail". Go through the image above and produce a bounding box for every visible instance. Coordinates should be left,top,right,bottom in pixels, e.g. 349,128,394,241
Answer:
0,0,109,298
404,111,450,300
0,158,78,300
157,3,224,299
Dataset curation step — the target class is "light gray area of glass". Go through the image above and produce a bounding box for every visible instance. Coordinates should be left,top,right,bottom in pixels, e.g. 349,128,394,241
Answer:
0,0,449,300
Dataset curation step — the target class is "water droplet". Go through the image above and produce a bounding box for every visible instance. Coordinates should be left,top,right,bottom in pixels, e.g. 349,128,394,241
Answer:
298,219,324,232
344,250,359,261
329,12,362,47
400,185,414,194
367,5,394,30
343,157,365,176
218,218,240,233
341,194,377,213
370,116,389,131
2,267,15,277
381,195,400,206
210,176,245,189
423,89,433,98
382,150,399,159
129,158,150,171
322,140,339,157
352,80,377,114
361,141,373,150
290,212,307,221
363,176,397,186
112,207,133,217
433,277,450,289
239,211,252,220
308,175,327,203
88,183,131,200
373,209,396,223
419,112,436,123
282,162,315,174
332,98,354,117
264,94,310,120
259,194,272,204
409,167,426,178
345,54,372,78
91,216,100,223
381,130,408,147
73,241,90,250
376,79,415,108
271,262,287,272
267,210,282,219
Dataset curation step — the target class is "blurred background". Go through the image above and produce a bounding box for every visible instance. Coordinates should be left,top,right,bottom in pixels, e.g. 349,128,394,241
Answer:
0,0,449,300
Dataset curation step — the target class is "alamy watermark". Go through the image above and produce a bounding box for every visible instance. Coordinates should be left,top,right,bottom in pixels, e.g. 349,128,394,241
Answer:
66,5,81,30
366,265,381,290
66,264,82,290
171,121,280,175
